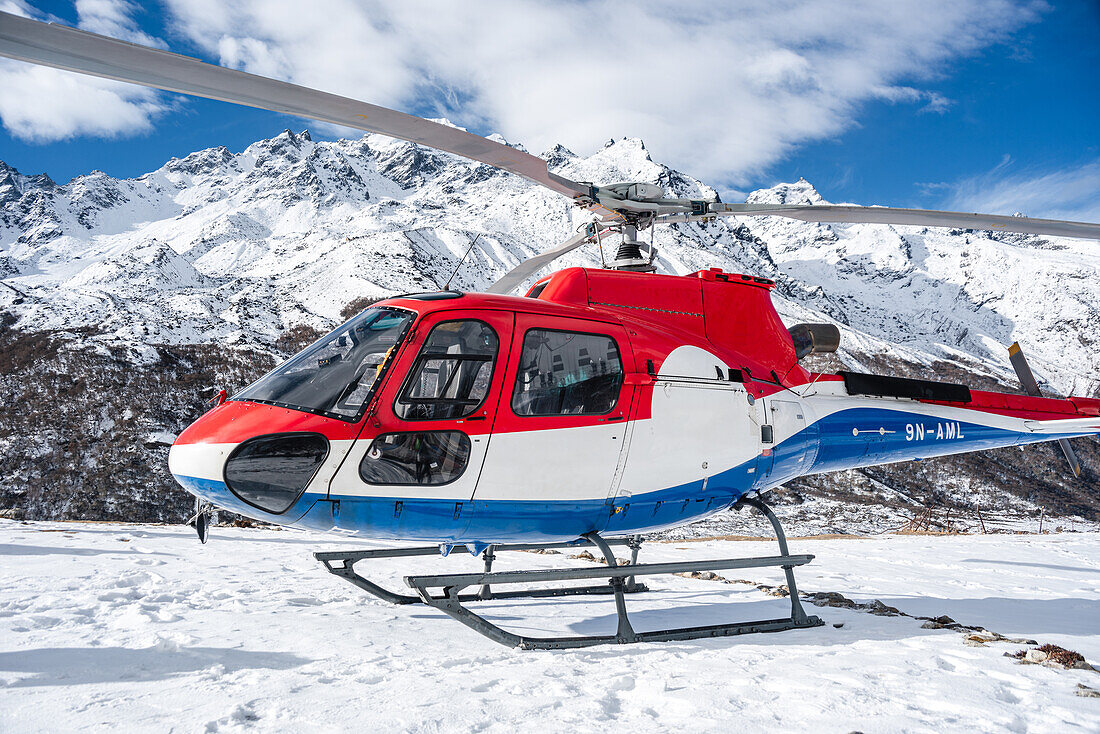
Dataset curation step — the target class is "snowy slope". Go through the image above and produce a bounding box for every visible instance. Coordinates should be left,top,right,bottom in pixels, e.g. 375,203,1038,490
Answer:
2,130,1099,525
2,520,1099,732
2,130,1098,395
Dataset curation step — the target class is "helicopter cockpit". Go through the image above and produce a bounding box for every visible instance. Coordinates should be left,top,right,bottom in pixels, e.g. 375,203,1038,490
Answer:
233,306,416,420
173,286,640,527
394,320,499,421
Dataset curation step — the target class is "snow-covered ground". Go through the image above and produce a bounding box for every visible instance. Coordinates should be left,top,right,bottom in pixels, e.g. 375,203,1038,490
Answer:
2,520,1098,732
656,497,1100,539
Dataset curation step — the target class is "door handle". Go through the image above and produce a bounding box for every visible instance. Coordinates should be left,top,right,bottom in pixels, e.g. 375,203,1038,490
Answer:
466,415,487,421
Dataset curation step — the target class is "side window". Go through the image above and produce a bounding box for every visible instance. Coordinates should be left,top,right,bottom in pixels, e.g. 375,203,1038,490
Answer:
359,431,471,485
512,329,624,416
395,320,498,420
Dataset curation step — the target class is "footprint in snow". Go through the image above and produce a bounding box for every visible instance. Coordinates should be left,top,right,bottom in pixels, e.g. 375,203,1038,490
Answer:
111,571,162,588
139,605,182,623
28,614,62,629
285,597,324,606
438,657,476,669
143,592,185,604
609,675,636,692
205,703,259,732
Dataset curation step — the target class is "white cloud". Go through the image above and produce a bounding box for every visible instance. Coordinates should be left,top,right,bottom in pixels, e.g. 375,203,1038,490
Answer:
0,0,1047,187
940,157,1100,222
72,0,164,47
161,0,1044,189
872,86,952,114
0,0,168,143
0,64,164,142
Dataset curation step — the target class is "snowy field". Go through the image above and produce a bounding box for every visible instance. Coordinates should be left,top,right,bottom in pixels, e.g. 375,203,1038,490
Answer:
1,520,1098,732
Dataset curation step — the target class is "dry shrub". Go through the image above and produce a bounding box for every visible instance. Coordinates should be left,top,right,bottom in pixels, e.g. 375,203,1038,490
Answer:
275,324,324,355
1038,644,1086,667
340,295,382,321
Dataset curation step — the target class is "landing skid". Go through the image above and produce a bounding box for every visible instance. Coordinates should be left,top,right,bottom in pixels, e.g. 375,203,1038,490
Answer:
314,497,823,650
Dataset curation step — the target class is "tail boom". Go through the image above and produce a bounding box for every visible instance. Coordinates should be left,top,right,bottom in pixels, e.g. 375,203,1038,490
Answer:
791,379,1100,479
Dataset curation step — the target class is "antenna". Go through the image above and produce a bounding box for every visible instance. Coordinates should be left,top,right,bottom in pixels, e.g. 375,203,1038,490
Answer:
445,233,482,291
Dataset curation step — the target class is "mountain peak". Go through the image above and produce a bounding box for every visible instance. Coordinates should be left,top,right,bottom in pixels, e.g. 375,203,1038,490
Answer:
601,136,648,152
746,178,827,206
541,143,577,169
0,161,58,193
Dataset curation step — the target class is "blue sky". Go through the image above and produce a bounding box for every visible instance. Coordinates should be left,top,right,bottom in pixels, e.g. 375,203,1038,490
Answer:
0,0,1097,220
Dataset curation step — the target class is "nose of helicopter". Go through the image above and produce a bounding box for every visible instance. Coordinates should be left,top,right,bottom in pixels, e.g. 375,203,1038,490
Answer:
168,404,244,511
167,399,350,525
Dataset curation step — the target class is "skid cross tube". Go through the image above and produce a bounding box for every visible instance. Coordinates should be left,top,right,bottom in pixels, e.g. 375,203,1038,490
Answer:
406,552,817,649
315,537,647,606
406,553,812,590
314,499,823,649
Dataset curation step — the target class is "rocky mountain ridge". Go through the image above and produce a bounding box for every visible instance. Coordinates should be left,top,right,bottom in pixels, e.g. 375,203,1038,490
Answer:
1,129,1098,528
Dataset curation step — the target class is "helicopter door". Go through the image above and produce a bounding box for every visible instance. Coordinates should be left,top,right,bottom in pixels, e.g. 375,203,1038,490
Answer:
474,314,633,510
327,311,515,513
760,397,811,483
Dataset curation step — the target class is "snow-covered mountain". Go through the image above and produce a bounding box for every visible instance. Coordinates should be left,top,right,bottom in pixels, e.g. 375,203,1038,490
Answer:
1,129,1098,525
3,128,1098,394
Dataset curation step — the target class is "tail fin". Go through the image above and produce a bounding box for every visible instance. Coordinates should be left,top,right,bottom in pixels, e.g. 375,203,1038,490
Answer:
1008,342,1083,477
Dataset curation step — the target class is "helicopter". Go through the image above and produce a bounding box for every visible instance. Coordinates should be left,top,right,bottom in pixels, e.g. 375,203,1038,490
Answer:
3,12,1099,650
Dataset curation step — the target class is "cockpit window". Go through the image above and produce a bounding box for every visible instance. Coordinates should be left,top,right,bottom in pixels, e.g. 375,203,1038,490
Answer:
359,431,471,485
512,329,623,416
395,320,499,421
232,306,415,421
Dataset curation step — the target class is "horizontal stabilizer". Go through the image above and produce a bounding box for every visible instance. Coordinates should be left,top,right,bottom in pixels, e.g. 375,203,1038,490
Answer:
1022,417,1100,434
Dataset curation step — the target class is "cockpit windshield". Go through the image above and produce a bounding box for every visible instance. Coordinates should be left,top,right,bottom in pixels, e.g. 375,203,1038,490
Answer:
233,306,416,421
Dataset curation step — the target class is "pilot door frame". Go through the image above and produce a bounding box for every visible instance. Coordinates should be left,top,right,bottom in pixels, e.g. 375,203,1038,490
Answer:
472,311,638,504
326,307,516,503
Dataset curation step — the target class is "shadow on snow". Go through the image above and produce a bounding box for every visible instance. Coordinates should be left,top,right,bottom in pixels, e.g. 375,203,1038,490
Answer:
0,645,310,687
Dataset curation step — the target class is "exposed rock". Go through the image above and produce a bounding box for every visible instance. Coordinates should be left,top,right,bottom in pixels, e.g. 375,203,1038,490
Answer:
1,129,1098,525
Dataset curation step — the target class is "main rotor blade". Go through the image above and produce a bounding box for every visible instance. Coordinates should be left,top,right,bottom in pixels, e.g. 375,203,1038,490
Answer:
695,203,1100,240
0,12,589,200
487,226,600,294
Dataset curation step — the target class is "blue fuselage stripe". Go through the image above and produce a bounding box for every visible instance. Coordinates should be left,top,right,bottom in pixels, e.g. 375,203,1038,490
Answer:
173,406,1093,543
